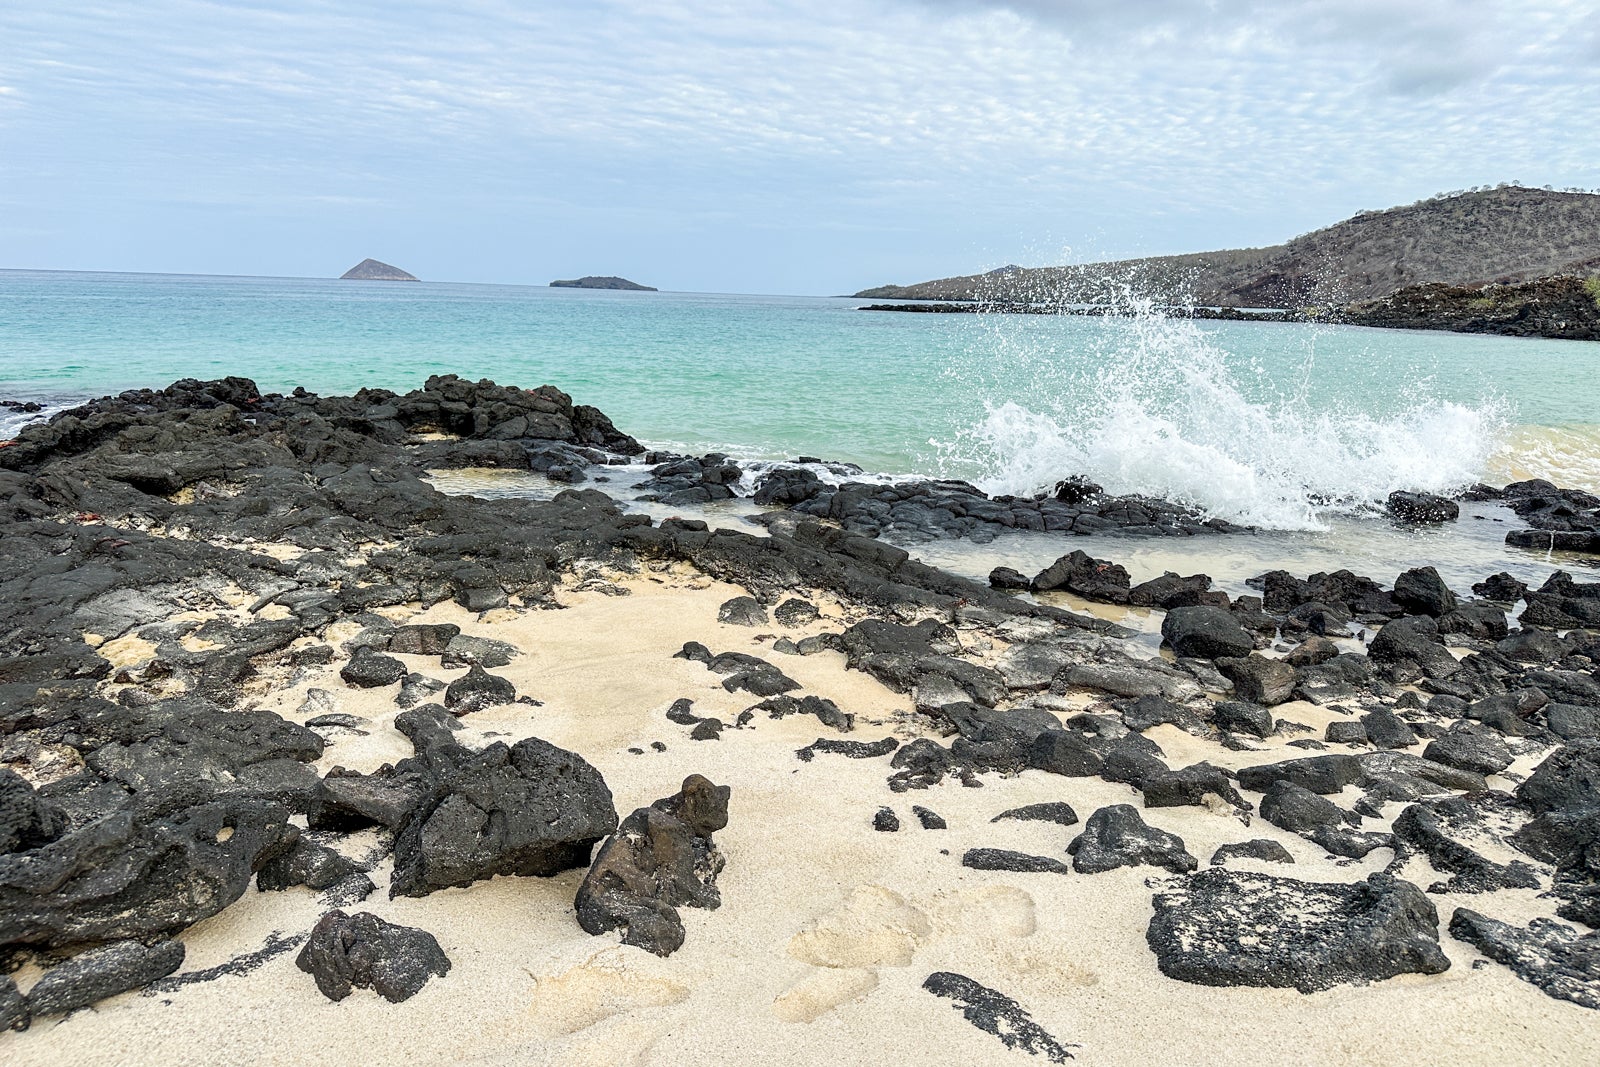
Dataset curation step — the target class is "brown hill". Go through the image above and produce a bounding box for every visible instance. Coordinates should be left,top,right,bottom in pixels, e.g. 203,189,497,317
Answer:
856,186,1600,308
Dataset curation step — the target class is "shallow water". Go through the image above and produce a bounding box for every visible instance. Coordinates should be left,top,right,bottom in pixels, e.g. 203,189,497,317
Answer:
3,268,1597,548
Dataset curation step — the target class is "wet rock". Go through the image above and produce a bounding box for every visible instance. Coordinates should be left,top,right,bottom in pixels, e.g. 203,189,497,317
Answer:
1388,491,1459,524
1161,606,1254,660
296,909,450,1003
1392,566,1458,617
717,596,769,626
987,566,1030,591
795,737,899,762
1128,571,1219,609
1216,654,1296,706
1213,700,1275,739
991,801,1078,826
961,849,1071,874
773,598,820,626
1068,804,1197,874
575,774,730,957
1210,839,1295,865
1423,721,1513,775
1448,909,1600,1010
1031,550,1131,603
24,939,186,1017
922,971,1076,1064
389,735,617,898
340,648,407,688
442,664,517,714
1474,572,1529,603
874,807,900,832
1391,792,1542,894
1147,869,1449,992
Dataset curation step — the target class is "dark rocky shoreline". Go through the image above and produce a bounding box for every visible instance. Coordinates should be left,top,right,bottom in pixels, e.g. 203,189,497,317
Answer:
1,375,1597,1038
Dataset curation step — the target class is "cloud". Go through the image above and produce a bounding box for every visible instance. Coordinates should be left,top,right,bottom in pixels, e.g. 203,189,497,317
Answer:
0,0,1596,290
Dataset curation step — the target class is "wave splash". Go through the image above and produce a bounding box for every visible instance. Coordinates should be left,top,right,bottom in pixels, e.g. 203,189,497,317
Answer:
937,296,1508,531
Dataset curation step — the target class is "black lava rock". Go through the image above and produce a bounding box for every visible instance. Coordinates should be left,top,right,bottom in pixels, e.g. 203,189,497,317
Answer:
1161,606,1254,660
296,909,450,1002
443,664,517,714
922,971,1076,1063
1210,839,1295,865
1068,804,1197,874
991,801,1079,826
25,939,186,1017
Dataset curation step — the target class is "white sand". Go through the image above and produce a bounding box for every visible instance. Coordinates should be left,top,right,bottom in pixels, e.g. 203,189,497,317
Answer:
10,565,1598,1067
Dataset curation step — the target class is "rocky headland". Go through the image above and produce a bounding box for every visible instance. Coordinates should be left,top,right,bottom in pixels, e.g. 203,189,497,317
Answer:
0,376,1597,1064
550,276,658,291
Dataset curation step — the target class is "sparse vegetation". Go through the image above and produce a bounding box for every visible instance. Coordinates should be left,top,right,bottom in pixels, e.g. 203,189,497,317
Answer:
858,187,1600,309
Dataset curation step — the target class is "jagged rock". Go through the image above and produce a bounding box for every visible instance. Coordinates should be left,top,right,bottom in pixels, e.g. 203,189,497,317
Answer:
874,807,900,832
992,802,1079,826
443,664,517,714
1369,615,1459,677
1360,707,1418,749
1388,491,1459,524
1031,550,1131,603
755,694,854,731
961,849,1071,874
1517,740,1600,815
773,598,820,625
396,673,448,709
256,837,361,892
1465,689,1546,737
296,909,450,1002
389,736,617,898
1128,571,1218,609
0,794,296,947
1423,721,1513,775
1236,754,1363,795
1548,703,1600,742
1068,804,1197,874
1260,780,1354,834
922,971,1076,1063
1449,909,1600,1010
387,623,461,656
24,939,185,1017
1147,869,1449,992
0,975,25,1031
340,649,407,688
1213,700,1274,738
1474,572,1529,603
1392,566,1458,617
717,596,769,626
987,566,1030,590
1216,654,1296,706
1391,792,1542,893
1210,839,1295,865
1141,763,1247,811
1161,606,1254,660
440,634,519,669
912,805,946,830
1325,721,1368,745
575,774,730,957
1,768,66,854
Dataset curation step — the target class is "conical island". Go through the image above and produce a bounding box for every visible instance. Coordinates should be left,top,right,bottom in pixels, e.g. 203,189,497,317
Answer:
340,258,418,281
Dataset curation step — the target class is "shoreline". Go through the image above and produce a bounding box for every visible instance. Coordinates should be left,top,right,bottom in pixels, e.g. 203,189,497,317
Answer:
1,376,1598,1063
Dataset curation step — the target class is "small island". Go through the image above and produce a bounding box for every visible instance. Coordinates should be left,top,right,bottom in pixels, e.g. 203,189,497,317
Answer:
340,258,418,281
550,275,657,291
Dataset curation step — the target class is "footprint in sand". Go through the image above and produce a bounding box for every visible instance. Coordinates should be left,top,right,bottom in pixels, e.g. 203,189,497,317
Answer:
527,956,689,1035
787,885,932,969
772,967,880,1023
921,885,1037,939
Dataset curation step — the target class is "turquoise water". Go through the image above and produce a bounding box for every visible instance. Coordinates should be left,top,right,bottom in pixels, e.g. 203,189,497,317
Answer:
2,269,1597,530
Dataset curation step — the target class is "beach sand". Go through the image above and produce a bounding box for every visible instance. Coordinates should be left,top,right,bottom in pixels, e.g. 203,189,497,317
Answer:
9,565,1597,1067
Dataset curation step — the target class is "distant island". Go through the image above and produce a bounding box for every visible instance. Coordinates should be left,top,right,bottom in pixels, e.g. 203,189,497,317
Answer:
857,186,1600,309
340,258,418,281
550,276,657,291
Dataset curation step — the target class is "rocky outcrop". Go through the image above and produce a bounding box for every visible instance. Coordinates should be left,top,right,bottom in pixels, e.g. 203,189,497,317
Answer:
549,276,657,291
1339,275,1600,341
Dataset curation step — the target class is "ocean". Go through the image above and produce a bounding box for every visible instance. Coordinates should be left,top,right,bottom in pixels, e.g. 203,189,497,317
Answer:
2,267,1597,547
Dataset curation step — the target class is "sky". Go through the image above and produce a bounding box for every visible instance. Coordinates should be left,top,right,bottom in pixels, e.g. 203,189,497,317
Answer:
2,0,1599,294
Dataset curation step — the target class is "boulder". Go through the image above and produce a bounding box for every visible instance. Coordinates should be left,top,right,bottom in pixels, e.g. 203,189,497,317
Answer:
717,596,769,626
339,649,407,688
1216,655,1296,706
1068,804,1197,874
1161,606,1254,660
1031,550,1131,603
1423,721,1513,775
296,909,450,1003
1212,700,1275,738
1236,754,1364,795
575,775,730,956
1393,567,1458,618
1388,491,1459,523
390,736,617,898
442,664,517,714
1147,869,1449,992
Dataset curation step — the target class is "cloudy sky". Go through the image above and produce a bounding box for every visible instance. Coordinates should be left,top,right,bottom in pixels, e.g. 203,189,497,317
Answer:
3,1,1598,293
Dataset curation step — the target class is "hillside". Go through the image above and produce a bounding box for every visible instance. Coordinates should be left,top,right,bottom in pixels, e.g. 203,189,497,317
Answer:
340,258,418,281
856,187,1600,308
